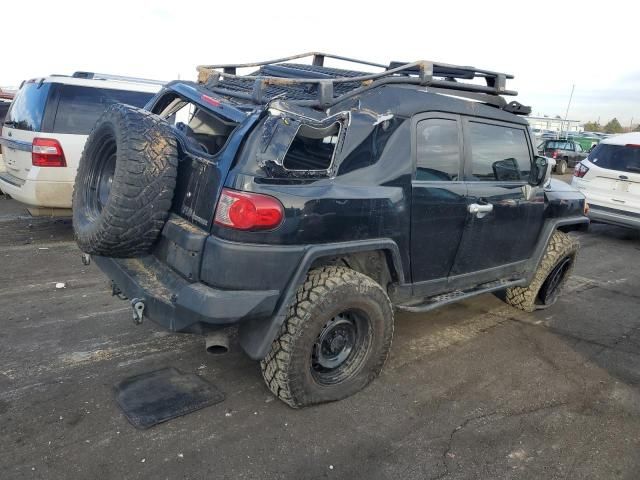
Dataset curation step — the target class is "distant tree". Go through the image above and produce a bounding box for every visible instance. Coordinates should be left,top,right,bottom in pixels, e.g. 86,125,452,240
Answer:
583,121,601,132
554,115,562,119
604,118,624,134
634,123,640,132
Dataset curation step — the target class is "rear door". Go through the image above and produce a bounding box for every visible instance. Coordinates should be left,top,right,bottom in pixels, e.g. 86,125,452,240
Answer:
1,81,52,182
410,113,467,286
583,143,640,213
574,142,587,164
450,118,545,281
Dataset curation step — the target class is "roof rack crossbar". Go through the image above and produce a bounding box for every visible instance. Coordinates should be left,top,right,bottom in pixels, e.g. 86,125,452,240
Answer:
196,52,517,109
72,71,166,86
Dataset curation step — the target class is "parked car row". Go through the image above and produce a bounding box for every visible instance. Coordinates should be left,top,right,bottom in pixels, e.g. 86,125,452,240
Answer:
0,73,162,210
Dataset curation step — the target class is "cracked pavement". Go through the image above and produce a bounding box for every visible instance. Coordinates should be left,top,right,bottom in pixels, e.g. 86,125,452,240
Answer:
1,193,639,479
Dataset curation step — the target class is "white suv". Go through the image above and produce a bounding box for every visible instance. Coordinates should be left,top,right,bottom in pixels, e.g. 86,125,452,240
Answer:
571,132,640,229
0,73,162,211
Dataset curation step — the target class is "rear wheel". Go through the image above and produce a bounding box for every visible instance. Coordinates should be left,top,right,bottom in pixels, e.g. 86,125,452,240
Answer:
504,231,578,312
556,159,568,175
261,266,394,408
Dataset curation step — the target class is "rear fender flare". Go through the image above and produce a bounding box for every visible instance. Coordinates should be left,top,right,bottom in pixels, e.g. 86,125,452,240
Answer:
238,239,405,360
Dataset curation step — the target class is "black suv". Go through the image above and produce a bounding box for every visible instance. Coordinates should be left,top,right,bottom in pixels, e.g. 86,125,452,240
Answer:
538,139,588,174
72,53,588,408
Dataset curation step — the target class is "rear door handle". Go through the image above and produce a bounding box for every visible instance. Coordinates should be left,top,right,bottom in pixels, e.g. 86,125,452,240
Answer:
468,203,494,218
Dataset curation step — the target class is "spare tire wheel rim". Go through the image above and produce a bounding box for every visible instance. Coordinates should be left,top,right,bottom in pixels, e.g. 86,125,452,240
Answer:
85,132,117,220
539,256,572,305
311,309,372,385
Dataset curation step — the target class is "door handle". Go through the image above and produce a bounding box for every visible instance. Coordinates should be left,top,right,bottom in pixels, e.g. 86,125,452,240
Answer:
468,203,494,218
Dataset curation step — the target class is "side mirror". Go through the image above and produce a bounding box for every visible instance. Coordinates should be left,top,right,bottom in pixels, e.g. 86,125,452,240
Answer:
492,158,521,181
529,156,550,187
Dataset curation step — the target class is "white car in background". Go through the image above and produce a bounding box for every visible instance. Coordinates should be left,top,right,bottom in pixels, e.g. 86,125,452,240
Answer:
0,73,163,213
572,132,640,229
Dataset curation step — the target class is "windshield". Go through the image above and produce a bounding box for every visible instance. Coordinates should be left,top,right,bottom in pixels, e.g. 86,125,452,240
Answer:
4,81,51,131
589,144,640,174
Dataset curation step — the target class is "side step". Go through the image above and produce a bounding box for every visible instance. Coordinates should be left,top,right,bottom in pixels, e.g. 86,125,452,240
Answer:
396,279,526,313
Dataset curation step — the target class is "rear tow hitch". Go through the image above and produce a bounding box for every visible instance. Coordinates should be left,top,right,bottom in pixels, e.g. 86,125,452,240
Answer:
111,281,128,300
131,298,145,325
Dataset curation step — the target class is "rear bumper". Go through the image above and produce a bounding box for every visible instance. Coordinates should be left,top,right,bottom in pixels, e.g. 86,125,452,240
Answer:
93,255,280,333
588,204,640,229
0,171,73,208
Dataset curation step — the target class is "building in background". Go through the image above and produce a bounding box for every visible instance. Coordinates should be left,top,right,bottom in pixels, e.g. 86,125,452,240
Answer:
526,116,583,134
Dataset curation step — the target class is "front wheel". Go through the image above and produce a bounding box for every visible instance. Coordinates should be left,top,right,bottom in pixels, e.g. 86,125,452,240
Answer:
504,231,579,312
261,266,394,408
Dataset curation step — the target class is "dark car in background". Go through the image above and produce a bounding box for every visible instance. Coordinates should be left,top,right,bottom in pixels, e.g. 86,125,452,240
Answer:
538,139,588,174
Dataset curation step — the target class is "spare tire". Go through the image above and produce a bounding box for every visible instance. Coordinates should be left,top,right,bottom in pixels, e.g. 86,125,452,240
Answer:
73,103,178,257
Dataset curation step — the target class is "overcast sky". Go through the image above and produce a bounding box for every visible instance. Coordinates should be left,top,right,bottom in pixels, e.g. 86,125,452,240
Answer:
3,0,638,125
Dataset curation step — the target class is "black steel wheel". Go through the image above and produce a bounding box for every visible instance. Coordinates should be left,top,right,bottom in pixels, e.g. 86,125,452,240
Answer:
505,230,579,312
82,131,117,221
311,310,372,386
261,266,394,408
538,256,573,306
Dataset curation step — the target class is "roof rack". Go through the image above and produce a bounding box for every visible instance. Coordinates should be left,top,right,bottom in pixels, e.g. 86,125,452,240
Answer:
196,52,518,110
71,72,166,86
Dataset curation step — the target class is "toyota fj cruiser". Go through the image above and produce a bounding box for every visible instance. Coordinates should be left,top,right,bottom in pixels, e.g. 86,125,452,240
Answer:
72,53,588,408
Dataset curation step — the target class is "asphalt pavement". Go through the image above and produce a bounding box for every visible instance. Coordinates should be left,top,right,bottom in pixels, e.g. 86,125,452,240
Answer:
1,181,639,479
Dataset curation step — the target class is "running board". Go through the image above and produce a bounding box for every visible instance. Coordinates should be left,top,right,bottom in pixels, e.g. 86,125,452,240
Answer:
396,279,526,313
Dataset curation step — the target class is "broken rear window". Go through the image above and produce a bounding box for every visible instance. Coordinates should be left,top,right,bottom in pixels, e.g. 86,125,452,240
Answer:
282,122,341,171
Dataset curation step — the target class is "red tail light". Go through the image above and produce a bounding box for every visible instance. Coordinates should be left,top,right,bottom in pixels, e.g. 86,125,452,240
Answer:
214,188,284,230
201,94,221,107
574,162,589,178
552,150,558,159
32,138,66,167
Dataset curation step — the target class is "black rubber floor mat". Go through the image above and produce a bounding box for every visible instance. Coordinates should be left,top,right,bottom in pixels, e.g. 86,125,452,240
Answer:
114,367,225,429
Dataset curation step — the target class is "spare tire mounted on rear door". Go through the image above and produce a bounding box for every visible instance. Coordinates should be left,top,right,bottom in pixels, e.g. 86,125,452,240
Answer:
73,103,178,258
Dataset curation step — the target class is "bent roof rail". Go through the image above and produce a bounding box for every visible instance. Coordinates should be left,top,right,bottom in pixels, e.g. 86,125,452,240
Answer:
196,52,519,110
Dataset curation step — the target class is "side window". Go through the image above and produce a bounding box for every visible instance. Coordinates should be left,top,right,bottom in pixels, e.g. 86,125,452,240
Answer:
416,118,461,181
52,85,154,135
467,122,531,181
157,96,237,156
575,143,583,153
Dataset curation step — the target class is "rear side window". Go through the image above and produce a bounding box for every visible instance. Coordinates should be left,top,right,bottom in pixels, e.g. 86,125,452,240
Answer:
416,118,461,181
4,82,51,131
589,144,640,174
52,85,154,134
156,94,237,157
282,123,340,171
467,122,531,181
546,140,571,150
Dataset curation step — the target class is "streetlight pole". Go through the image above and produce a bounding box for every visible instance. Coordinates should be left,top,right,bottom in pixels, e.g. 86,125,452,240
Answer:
563,84,575,137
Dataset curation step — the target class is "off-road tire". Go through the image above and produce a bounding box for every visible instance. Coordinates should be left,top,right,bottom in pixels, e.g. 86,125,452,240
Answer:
504,230,578,312
73,103,178,257
261,266,394,408
556,159,568,175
